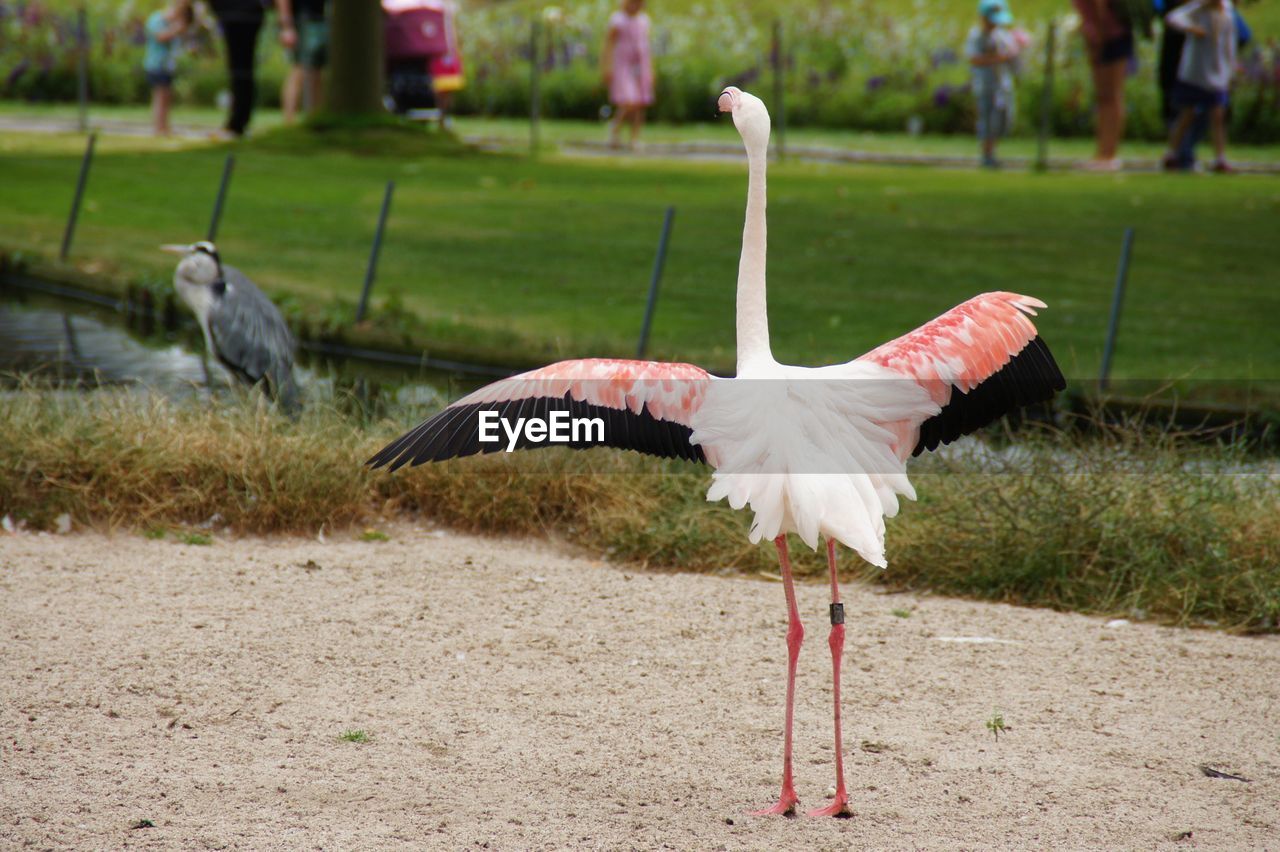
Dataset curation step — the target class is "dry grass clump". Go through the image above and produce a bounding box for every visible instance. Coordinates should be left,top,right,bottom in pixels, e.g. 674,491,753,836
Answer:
880,424,1280,632
1,388,373,532
3,389,1276,631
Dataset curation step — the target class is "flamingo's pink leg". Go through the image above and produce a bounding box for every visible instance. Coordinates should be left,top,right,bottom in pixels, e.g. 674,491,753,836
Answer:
751,534,804,817
809,539,853,818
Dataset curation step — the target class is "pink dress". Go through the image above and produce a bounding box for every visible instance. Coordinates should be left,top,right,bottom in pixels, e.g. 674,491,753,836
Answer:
608,10,654,106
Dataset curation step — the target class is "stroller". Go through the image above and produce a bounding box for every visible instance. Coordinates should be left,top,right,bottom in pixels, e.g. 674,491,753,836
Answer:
383,0,463,116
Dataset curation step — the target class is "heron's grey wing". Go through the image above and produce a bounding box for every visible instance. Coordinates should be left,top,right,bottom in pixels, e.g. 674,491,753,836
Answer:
208,266,300,407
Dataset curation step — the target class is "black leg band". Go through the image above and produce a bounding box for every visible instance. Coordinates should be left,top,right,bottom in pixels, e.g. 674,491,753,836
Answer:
830,603,845,625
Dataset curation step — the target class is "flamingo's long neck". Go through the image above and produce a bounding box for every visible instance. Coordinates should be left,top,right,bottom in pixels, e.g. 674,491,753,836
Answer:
736,136,772,372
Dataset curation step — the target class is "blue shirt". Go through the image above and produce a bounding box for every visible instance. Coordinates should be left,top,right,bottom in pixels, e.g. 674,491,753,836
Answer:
966,25,1015,95
143,11,178,75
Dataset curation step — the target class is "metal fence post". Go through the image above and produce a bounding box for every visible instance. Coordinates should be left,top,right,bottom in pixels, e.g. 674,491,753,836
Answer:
76,6,89,133
529,19,542,157
356,180,396,323
207,154,235,242
1035,20,1057,172
636,206,676,359
60,132,97,261
1099,227,1136,392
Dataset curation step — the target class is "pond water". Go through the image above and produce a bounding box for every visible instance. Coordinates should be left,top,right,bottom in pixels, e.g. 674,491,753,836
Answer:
0,277,499,412
2,273,1275,475
1,301,214,395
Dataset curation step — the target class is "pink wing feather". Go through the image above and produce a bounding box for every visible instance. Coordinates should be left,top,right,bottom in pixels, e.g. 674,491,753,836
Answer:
458,358,710,425
368,358,712,470
858,292,1065,457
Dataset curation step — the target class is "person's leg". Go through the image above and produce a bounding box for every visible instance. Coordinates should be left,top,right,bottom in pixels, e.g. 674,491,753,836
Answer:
999,89,1014,159
1106,61,1127,160
977,88,995,166
1178,106,1208,169
282,64,302,124
1167,107,1196,150
608,105,628,148
1166,106,1197,161
157,85,172,135
1093,59,1126,161
301,18,327,116
1087,59,1106,159
150,85,164,135
990,89,1011,166
221,17,263,136
303,67,323,115
629,106,645,147
1209,104,1228,166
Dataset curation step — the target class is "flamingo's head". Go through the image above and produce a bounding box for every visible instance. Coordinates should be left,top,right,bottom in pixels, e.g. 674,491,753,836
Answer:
717,86,770,152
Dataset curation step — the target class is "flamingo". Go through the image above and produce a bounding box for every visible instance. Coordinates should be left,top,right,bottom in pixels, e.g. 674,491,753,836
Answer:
368,86,1065,817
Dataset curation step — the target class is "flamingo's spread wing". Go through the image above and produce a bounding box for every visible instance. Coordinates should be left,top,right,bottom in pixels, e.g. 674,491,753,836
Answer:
367,358,712,470
857,292,1066,457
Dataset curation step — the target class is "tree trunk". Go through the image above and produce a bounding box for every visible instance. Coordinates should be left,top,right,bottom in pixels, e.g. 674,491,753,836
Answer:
325,0,385,116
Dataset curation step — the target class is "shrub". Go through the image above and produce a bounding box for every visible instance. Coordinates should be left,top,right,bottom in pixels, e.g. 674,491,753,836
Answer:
4,0,1276,143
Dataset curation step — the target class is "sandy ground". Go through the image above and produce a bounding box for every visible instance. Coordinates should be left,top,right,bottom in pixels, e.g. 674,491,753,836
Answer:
1,526,1277,851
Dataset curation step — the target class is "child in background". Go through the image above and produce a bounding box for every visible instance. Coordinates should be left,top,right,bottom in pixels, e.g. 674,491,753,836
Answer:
1163,0,1238,173
966,0,1019,168
281,0,328,125
602,0,654,150
144,0,193,136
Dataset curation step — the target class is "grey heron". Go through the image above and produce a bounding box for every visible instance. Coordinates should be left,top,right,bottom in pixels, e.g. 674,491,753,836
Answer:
162,240,301,412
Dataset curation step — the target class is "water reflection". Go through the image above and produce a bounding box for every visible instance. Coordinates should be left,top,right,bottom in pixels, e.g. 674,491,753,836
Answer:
1,302,216,395
0,296,458,416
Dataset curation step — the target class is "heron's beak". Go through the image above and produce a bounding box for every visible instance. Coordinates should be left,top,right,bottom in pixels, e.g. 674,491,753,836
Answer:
159,243,193,254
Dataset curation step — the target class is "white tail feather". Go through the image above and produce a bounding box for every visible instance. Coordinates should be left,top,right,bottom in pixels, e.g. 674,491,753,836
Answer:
693,362,936,566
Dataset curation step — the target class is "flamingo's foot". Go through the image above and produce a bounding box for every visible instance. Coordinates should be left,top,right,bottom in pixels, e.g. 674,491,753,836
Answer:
749,790,799,818
807,793,853,818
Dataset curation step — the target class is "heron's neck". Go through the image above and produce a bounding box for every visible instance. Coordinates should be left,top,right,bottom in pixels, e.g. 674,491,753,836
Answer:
174,276,205,316
736,142,772,372
175,277,216,341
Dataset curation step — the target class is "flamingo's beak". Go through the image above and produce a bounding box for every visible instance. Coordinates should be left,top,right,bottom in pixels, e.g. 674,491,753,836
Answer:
160,243,192,254
717,90,735,114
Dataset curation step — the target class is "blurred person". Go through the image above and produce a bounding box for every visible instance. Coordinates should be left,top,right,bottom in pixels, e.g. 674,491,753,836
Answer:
209,0,295,138
1162,0,1239,173
1072,0,1134,171
281,0,328,124
144,0,194,136
602,0,653,150
966,0,1020,168
1157,0,1251,170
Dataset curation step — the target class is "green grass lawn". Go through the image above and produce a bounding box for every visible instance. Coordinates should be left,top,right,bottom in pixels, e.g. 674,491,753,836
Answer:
1,127,1277,393
6,102,1280,164
459,116,1280,164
